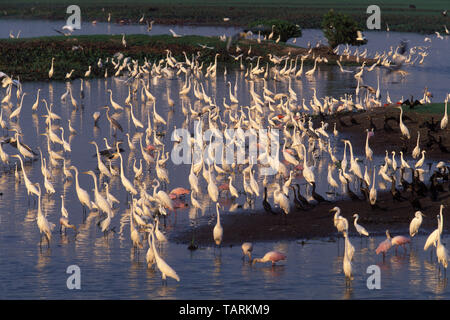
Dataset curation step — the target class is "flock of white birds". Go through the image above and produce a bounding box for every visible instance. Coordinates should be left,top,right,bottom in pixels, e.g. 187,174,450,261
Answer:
0,25,449,286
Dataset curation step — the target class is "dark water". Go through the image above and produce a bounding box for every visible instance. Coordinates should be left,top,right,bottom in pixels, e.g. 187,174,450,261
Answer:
0,20,448,299
2,230,450,299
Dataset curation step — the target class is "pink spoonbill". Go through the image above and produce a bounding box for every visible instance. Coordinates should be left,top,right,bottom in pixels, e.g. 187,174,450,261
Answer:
376,230,393,261
252,251,286,266
390,231,411,255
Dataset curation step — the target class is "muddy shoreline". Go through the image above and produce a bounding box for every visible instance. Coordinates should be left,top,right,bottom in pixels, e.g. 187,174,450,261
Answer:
172,106,450,247
172,188,450,247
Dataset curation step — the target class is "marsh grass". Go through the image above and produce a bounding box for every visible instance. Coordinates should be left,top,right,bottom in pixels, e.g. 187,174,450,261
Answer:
0,0,449,34
0,34,374,81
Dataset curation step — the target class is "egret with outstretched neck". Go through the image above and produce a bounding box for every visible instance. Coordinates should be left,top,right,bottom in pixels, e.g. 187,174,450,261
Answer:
397,106,410,139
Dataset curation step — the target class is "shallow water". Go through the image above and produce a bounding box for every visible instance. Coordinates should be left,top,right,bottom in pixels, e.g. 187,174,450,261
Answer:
2,231,450,299
0,71,445,299
0,19,448,299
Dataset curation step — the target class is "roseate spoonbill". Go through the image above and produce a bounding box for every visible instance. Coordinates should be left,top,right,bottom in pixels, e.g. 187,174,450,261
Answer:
241,242,253,261
409,211,425,237
389,230,411,254
169,187,190,199
376,230,393,261
252,251,286,266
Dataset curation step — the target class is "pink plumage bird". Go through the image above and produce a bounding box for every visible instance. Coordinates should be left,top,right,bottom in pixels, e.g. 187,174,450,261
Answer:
169,187,190,199
252,251,286,266
390,232,411,254
376,230,393,260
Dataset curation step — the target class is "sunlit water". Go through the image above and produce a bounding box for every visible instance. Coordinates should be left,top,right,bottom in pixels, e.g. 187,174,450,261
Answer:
0,19,448,299
2,232,450,299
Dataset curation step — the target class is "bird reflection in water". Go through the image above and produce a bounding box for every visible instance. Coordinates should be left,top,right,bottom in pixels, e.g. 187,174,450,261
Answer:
389,253,408,271
213,254,222,274
343,285,354,300
257,264,286,280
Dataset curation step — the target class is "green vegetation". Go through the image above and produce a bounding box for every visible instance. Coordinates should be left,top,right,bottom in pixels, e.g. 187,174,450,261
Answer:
0,34,373,81
403,103,446,115
248,19,302,43
1,0,449,34
322,9,366,49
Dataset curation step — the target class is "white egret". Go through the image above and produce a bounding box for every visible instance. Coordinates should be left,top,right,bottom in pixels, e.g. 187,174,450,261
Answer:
70,165,93,213
213,203,223,246
151,231,180,284
36,183,55,248
353,214,369,237
409,211,425,237
397,106,410,139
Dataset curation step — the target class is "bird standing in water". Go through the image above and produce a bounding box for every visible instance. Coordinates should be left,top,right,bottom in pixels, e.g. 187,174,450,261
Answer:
252,251,286,266
241,242,253,262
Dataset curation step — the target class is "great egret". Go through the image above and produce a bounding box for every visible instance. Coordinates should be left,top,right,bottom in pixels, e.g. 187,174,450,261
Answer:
424,205,444,252
84,170,113,218
12,154,39,197
90,141,112,178
36,183,55,248
213,203,223,246
409,211,425,237
48,57,55,78
331,206,348,235
343,231,354,284
436,214,449,275
441,99,448,129
70,165,93,213
397,106,410,139
353,214,369,237
228,176,239,198
107,89,124,111
60,195,76,233
118,152,138,196
150,231,180,284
